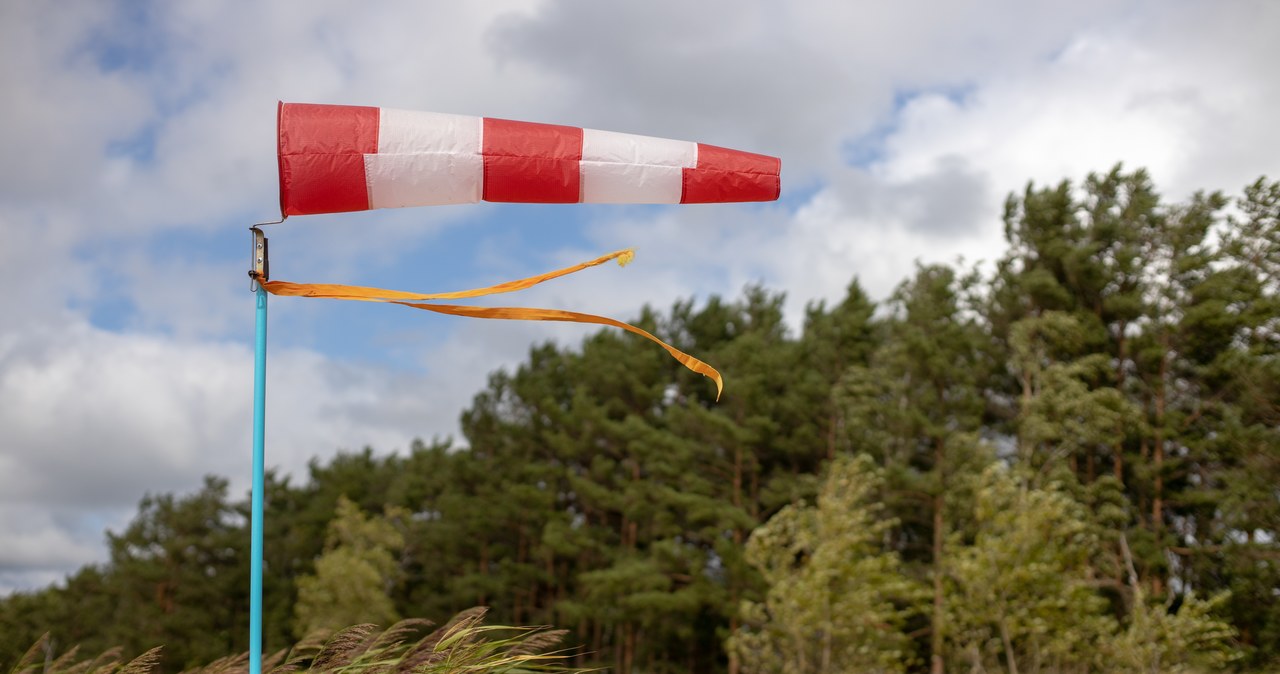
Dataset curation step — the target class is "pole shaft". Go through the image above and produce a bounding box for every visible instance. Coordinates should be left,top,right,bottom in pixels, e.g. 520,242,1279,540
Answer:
250,285,268,674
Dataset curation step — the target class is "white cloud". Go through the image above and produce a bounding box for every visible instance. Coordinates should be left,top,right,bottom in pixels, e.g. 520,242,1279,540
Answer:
0,2,153,204
0,507,107,569
879,3,1280,199
0,319,447,593
488,0,1137,177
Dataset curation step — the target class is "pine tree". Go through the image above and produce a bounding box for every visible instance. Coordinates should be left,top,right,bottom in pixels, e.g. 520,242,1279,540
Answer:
1185,177,1280,663
837,263,990,672
103,477,249,671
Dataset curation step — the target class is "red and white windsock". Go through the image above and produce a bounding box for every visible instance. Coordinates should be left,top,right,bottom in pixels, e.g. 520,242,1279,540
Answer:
278,102,781,216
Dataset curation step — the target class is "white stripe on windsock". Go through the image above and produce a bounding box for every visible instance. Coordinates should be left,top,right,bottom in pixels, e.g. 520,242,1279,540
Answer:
580,129,697,203
366,108,484,208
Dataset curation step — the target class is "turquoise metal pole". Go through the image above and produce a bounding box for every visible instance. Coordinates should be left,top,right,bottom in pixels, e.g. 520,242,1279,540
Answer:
250,284,267,674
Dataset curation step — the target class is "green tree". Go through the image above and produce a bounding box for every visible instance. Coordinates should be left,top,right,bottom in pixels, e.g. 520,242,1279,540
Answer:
837,263,991,672
293,497,407,637
944,464,1115,673
1107,579,1241,672
103,476,249,671
731,453,924,674
1008,311,1140,478
797,279,879,461
989,166,1154,486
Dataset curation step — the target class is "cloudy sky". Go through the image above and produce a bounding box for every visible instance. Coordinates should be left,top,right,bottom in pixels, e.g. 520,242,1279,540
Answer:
2,0,1277,594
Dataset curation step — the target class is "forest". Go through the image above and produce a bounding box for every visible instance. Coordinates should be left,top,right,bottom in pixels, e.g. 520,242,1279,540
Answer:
1,167,1276,673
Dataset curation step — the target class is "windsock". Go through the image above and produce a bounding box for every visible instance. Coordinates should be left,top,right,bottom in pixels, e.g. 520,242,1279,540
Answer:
278,102,781,216
245,102,777,674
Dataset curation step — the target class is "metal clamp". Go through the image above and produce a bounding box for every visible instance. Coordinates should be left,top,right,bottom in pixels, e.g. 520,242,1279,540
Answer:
249,227,269,291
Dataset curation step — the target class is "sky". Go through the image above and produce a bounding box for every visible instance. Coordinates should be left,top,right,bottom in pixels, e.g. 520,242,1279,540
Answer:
1,0,1278,595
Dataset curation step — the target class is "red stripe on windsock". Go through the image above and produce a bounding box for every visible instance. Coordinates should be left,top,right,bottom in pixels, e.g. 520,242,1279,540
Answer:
278,103,379,216
681,143,781,203
482,118,583,203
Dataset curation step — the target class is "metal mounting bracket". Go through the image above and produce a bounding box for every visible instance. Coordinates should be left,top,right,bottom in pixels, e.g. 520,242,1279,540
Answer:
249,227,269,291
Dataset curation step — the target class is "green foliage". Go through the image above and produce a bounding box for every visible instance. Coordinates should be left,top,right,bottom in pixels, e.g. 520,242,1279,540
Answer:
944,464,1116,671
731,454,925,674
1107,589,1241,673
293,497,408,638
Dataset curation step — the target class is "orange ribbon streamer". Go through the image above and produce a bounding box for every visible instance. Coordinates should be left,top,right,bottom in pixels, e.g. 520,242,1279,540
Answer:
261,249,723,399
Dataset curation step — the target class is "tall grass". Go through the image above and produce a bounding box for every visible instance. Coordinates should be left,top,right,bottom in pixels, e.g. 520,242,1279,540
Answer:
9,608,585,674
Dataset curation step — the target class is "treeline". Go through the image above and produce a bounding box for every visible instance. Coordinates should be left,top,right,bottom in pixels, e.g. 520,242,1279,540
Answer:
1,167,1276,673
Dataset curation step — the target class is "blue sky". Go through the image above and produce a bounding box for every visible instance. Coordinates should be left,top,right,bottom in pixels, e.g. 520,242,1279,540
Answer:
2,0,1278,594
